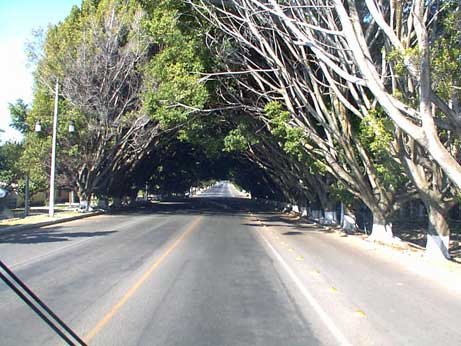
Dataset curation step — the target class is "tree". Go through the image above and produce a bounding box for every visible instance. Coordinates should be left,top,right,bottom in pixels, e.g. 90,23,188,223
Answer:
190,0,461,257
9,99,29,134
25,0,163,208
191,0,416,241
0,142,23,189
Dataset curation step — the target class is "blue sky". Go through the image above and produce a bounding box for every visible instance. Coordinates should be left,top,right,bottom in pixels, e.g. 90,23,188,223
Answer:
0,0,80,142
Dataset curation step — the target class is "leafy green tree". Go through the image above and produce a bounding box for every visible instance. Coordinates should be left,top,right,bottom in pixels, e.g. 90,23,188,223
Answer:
8,99,29,134
20,0,217,209
25,0,161,207
0,142,23,189
141,0,209,128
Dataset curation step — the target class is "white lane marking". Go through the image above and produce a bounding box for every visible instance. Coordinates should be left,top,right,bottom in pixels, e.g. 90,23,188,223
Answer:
258,230,352,346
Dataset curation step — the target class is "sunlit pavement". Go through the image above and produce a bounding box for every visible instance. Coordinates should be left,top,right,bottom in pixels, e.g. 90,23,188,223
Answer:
1,182,460,345
193,181,248,198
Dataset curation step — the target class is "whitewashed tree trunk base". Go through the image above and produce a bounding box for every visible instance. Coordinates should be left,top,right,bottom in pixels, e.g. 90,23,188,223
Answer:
78,200,89,211
311,209,322,221
323,210,337,224
425,234,450,260
342,214,356,233
282,203,292,212
292,205,300,213
368,223,401,244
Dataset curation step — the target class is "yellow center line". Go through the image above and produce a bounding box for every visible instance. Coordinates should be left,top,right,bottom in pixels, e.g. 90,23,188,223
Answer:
83,216,203,343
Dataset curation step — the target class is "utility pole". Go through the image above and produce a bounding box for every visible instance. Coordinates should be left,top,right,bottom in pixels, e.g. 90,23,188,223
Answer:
24,175,29,217
49,80,59,218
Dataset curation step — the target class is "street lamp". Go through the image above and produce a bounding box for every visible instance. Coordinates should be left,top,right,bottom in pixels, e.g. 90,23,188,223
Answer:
35,79,74,217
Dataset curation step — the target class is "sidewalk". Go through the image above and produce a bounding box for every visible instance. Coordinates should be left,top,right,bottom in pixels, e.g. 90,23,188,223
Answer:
0,210,104,236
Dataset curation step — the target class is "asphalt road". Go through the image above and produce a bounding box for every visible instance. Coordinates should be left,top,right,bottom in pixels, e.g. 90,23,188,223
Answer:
1,182,460,345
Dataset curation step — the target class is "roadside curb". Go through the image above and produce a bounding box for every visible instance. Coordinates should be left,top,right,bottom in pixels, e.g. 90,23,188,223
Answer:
0,211,105,237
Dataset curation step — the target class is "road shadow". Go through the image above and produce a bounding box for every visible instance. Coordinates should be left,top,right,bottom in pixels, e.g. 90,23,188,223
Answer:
282,231,304,236
0,227,117,244
0,197,273,244
109,197,278,218
242,223,265,227
248,213,340,233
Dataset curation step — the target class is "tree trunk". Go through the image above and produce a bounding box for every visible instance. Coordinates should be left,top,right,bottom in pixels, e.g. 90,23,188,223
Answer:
300,206,308,217
342,214,357,233
324,200,337,224
369,210,396,242
309,200,322,221
97,197,109,210
127,190,138,206
77,190,92,211
425,203,451,259
111,196,122,208
292,204,300,213
78,191,87,210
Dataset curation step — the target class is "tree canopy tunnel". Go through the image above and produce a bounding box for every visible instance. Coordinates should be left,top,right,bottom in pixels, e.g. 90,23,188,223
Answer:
14,0,461,259
98,134,290,205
